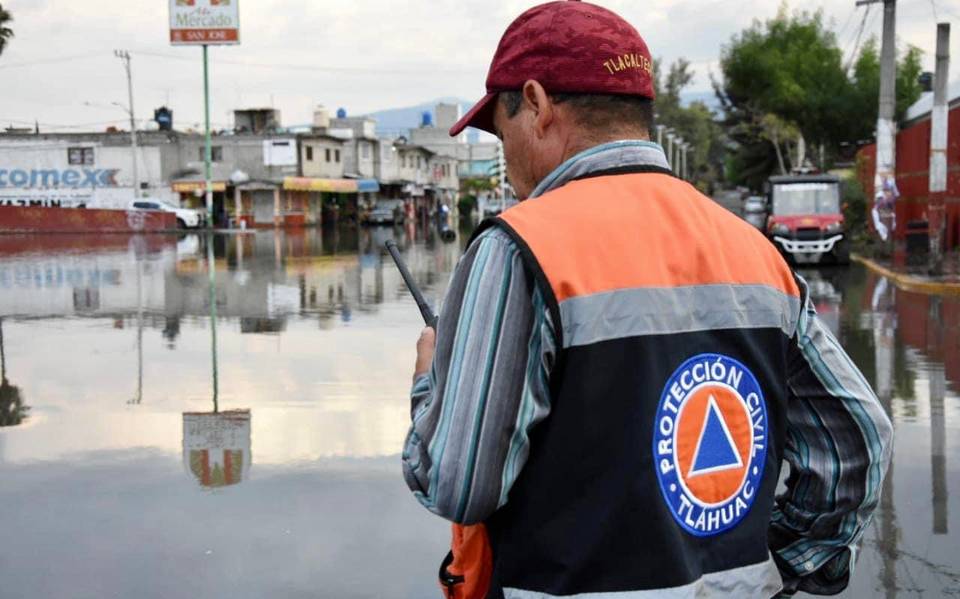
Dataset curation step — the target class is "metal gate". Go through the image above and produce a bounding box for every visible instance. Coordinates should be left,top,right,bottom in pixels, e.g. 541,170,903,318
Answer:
252,191,274,225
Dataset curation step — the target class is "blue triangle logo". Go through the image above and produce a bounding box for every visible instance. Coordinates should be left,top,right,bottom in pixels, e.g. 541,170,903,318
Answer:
688,396,743,477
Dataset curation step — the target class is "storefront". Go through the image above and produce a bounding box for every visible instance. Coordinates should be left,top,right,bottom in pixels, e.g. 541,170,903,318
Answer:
281,177,380,226
171,178,229,226
233,181,280,228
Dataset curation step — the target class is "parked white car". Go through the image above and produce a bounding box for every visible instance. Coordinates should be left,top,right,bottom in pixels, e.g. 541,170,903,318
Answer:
130,200,206,229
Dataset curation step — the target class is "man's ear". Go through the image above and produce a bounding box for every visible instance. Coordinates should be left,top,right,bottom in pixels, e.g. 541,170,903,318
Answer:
522,80,554,140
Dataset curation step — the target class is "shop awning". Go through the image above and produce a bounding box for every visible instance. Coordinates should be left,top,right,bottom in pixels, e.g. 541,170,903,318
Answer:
172,180,227,193
282,177,380,193
356,179,380,193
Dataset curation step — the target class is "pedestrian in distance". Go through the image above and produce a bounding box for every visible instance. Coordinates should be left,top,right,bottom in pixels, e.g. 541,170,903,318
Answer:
402,2,893,597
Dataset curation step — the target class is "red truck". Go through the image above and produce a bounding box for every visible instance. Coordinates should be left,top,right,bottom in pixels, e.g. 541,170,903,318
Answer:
765,174,849,265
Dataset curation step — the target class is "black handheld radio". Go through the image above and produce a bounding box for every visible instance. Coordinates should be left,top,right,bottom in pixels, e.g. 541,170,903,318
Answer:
384,240,439,329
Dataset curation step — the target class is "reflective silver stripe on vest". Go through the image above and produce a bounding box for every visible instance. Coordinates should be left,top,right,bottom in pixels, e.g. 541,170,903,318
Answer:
503,554,783,599
559,284,801,349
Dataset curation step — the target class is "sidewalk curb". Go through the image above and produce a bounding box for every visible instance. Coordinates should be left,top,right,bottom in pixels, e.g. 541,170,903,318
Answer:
852,253,960,297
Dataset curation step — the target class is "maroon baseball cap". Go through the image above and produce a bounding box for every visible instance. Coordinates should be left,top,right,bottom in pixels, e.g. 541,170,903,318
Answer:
449,0,654,137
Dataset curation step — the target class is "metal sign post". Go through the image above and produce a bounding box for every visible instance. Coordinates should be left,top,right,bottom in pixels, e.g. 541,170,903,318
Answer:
169,0,239,407
203,44,213,224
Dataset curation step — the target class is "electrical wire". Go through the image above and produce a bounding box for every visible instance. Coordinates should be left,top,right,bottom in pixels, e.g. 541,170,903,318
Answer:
130,49,467,75
0,52,106,70
845,4,872,72
836,5,857,41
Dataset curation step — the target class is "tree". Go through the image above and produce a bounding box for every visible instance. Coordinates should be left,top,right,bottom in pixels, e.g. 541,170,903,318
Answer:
0,4,12,57
718,7,849,150
717,5,926,189
653,58,725,193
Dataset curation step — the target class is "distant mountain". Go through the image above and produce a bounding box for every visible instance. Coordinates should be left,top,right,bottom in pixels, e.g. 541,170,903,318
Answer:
363,91,722,139
680,90,722,113
368,97,475,138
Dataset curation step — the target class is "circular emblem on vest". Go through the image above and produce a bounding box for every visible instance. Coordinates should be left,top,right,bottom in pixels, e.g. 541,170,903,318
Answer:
652,353,768,537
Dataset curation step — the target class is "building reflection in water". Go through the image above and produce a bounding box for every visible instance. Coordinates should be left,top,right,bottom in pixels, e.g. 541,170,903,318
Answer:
182,409,252,488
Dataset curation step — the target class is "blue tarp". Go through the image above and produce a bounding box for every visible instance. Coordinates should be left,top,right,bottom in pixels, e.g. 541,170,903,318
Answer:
357,179,380,193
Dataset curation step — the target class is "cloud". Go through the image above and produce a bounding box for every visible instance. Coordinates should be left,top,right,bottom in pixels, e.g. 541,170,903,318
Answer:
1,0,957,132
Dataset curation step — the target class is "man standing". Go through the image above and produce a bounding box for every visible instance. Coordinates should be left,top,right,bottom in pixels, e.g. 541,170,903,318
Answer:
402,2,893,597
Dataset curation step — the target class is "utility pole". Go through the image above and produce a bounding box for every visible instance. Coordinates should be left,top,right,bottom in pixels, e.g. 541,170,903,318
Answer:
497,140,507,202
115,50,140,199
674,137,684,176
929,23,950,273
666,132,676,171
857,0,898,251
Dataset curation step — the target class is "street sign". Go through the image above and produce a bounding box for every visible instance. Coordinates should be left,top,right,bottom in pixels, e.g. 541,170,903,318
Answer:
169,0,240,46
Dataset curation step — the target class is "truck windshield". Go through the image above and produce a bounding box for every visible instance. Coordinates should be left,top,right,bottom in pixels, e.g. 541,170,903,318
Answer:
772,183,840,216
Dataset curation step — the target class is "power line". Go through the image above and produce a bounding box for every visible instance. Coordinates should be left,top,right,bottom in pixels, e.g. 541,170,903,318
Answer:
0,52,106,70
131,49,468,75
845,4,873,71
836,5,857,41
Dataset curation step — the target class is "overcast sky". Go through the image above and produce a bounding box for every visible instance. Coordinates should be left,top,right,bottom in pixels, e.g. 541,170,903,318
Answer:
2,0,958,132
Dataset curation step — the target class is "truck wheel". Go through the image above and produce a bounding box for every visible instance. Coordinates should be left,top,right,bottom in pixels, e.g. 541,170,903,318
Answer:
176,218,187,230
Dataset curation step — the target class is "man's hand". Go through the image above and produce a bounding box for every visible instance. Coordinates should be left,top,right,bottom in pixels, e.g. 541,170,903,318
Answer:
413,326,436,381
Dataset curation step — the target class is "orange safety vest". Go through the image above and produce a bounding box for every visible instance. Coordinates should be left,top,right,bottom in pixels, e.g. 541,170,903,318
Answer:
442,168,798,598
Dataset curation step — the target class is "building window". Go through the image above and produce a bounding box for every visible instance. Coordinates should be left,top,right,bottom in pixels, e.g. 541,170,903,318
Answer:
335,149,340,163
199,146,223,162
325,148,331,163
361,143,370,159
306,146,314,161
68,147,95,166
416,156,421,169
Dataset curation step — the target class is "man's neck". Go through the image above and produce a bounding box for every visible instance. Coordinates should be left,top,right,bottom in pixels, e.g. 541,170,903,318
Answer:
560,130,651,164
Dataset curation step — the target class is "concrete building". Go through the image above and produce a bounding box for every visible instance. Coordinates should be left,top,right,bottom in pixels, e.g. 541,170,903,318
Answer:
234,108,282,134
299,134,345,179
0,131,189,208
329,115,378,180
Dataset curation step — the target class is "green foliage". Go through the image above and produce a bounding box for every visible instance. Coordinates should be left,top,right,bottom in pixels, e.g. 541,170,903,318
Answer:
717,5,927,190
458,194,477,216
720,7,848,147
0,3,12,56
841,173,867,238
653,58,725,193
895,45,924,122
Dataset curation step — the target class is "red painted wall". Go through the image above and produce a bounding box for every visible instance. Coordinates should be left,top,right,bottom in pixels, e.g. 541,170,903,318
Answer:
0,234,174,257
0,206,175,233
858,103,960,249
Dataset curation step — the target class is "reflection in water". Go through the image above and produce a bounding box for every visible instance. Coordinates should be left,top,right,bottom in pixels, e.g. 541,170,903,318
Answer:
928,297,948,536
182,410,252,488
0,229,957,597
0,319,28,427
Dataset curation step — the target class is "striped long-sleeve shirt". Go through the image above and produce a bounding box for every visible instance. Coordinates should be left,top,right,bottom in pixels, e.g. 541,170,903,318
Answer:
401,141,892,595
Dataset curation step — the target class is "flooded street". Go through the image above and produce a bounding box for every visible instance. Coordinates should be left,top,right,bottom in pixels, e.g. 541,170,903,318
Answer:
0,226,958,598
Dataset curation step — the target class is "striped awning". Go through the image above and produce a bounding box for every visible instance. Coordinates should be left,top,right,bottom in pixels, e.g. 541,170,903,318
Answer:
282,177,380,193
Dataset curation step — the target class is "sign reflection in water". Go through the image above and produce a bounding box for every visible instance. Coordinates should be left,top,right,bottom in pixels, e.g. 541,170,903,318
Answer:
182,410,251,488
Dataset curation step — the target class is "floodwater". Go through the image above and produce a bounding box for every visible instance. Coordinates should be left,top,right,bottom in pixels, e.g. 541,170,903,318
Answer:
0,226,957,598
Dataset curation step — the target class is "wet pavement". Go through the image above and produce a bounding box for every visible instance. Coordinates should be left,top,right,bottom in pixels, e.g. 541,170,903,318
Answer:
0,226,958,598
